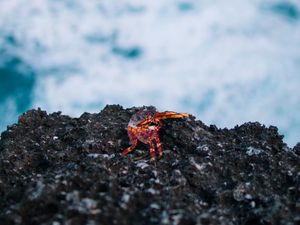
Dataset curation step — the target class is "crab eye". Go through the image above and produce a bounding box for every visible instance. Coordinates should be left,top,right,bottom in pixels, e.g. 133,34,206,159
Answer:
148,122,157,126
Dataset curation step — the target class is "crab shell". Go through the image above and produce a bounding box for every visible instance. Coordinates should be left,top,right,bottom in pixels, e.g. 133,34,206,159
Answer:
127,106,161,144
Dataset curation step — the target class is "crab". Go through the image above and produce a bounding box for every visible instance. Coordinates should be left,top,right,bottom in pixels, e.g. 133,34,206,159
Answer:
121,106,189,161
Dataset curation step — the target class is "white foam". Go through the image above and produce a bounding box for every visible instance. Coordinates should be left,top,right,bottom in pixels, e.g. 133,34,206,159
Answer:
1,0,300,146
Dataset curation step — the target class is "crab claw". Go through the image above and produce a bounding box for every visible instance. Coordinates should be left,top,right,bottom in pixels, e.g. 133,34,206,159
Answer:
137,111,189,127
154,111,189,120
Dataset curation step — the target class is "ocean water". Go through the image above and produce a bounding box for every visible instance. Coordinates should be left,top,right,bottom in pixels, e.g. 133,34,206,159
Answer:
0,0,300,147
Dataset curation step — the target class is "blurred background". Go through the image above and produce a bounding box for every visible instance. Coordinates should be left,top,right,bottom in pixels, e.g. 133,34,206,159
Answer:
0,0,299,147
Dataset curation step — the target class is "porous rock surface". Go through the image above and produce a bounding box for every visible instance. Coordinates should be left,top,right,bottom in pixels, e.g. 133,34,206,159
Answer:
0,105,299,225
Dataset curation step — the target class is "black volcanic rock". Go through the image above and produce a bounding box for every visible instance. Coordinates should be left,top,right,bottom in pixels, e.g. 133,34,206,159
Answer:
0,105,299,225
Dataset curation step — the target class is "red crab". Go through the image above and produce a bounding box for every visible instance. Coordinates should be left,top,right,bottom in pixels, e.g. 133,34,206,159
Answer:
121,106,189,161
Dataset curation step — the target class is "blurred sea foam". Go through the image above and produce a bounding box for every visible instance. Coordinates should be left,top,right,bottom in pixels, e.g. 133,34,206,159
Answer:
0,0,300,147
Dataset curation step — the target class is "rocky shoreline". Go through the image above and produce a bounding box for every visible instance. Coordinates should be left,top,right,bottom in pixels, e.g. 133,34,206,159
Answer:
0,105,299,225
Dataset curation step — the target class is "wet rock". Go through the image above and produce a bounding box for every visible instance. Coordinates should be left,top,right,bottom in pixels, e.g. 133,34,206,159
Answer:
0,105,299,225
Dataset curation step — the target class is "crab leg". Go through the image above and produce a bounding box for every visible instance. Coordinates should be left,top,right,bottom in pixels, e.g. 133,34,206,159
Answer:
148,140,156,161
121,139,138,156
154,136,163,159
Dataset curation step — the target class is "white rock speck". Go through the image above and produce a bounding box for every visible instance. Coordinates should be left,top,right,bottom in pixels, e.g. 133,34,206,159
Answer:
246,146,262,156
150,203,160,209
135,161,149,169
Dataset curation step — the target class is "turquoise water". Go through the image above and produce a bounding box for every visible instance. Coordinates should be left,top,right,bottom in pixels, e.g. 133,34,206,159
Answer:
0,1,300,147
0,53,35,128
